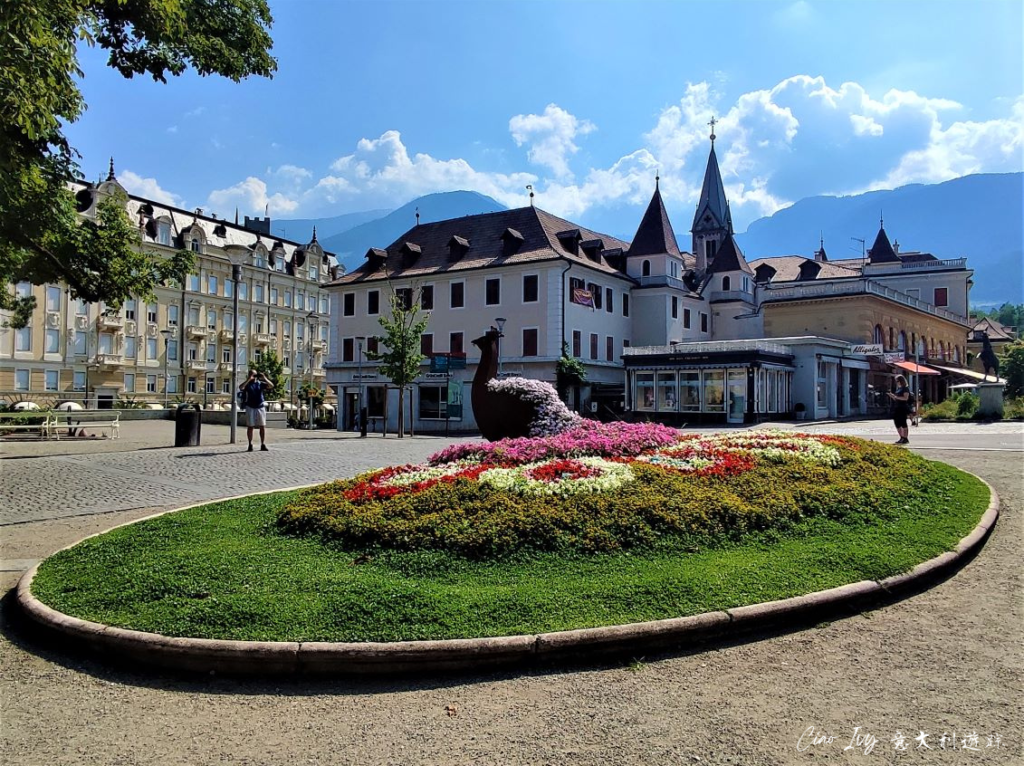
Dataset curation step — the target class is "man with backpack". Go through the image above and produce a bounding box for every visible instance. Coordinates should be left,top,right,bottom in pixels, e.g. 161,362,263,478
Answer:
239,370,274,452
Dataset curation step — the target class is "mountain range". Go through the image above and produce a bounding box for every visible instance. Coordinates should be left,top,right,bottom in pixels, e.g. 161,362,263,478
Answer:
274,173,1022,305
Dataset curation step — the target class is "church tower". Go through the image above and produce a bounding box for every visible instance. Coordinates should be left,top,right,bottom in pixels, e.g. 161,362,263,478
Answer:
691,118,732,273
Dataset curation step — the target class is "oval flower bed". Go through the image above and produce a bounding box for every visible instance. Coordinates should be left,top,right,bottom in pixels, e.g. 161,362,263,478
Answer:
29,426,991,643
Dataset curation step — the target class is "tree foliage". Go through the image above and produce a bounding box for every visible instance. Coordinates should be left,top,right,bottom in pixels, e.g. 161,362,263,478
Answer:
366,290,431,437
1,0,276,326
251,348,285,398
971,303,1023,331
1000,340,1024,399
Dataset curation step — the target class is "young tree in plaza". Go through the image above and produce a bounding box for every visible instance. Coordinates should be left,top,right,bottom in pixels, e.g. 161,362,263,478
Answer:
252,348,286,399
366,290,431,438
1,0,277,327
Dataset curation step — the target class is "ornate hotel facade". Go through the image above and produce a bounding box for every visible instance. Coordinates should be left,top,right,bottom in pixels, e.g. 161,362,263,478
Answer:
0,166,333,411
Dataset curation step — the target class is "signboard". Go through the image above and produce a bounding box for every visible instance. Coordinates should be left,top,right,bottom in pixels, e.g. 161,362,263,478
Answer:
850,344,884,356
447,380,463,419
430,355,449,373
883,352,905,364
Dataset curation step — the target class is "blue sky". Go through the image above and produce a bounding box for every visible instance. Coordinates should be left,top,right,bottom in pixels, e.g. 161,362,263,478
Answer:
69,0,1023,239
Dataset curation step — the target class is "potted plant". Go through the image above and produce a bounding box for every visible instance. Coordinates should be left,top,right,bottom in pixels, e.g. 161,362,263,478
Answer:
794,402,807,421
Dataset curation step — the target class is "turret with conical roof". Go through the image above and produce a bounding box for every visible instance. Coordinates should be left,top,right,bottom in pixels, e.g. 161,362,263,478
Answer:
629,176,681,258
867,216,900,264
691,118,732,273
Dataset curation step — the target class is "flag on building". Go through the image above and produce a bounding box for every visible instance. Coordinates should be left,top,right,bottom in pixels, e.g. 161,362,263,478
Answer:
572,287,594,308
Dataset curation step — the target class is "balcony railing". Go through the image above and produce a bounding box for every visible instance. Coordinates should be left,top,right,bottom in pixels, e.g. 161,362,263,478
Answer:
96,353,125,366
97,315,124,330
253,332,272,345
186,360,209,372
708,289,754,303
637,275,689,290
760,279,967,324
219,329,234,343
186,325,208,339
625,339,791,356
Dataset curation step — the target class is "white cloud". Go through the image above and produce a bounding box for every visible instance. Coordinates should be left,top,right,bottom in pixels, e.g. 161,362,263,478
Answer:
166,125,178,134
120,170,185,208
509,104,596,179
206,176,299,217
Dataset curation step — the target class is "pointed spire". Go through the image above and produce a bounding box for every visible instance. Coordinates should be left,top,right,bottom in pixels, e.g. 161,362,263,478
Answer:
867,222,899,264
706,233,753,275
106,157,116,181
311,225,318,243
629,182,681,258
691,137,731,234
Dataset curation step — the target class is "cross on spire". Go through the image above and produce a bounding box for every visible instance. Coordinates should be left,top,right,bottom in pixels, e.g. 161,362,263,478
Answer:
708,116,717,145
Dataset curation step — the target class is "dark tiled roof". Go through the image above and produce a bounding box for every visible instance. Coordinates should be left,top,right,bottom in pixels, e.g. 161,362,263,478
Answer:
867,226,900,263
748,256,862,282
971,317,1015,341
707,234,753,275
629,185,681,257
691,145,731,233
334,207,632,285
897,251,938,263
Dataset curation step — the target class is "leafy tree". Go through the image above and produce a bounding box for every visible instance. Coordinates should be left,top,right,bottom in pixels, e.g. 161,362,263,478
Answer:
366,291,430,438
251,348,285,398
555,341,587,403
1000,340,1024,399
1,0,277,327
297,382,325,406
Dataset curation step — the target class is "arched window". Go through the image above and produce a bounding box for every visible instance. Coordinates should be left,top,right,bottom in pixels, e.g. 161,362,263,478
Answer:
917,337,926,357
898,331,907,353
873,325,884,346
888,327,895,351
642,260,651,278
722,275,731,291
953,345,961,363
190,237,202,253
938,341,946,360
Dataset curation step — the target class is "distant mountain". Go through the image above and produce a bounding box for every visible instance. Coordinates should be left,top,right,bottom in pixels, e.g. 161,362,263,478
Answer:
321,191,507,272
736,173,1023,304
270,209,391,243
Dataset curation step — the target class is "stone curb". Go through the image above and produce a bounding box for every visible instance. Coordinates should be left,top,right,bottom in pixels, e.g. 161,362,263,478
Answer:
15,476,1000,677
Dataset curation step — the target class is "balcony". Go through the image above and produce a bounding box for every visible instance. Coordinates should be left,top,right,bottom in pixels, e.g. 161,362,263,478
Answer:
97,314,124,330
760,279,967,324
219,362,235,372
253,332,273,346
186,360,209,372
708,290,754,303
310,339,327,352
219,329,234,343
186,325,208,339
312,368,326,378
96,353,125,367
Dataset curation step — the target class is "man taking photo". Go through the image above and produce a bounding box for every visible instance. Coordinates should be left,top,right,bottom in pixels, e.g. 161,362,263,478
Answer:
239,370,274,452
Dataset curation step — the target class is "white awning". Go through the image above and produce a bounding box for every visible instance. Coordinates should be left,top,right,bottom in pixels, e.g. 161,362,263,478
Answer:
929,364,1006,385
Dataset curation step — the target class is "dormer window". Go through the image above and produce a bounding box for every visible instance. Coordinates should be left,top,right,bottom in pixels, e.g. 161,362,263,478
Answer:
400,242,421,268
556,229,581,255
798,261,821,281
501,228,524,257
448,235,470,261
365,248,388,271
581,239,604,263
190,237,202,253
754,263,776,284
157,221,171,246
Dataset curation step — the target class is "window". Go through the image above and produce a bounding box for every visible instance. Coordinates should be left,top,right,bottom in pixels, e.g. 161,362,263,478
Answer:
206,344,217,363
522,328,538,357
680,371,701,411
168,305,179,326
73,371,85,391
320,295,328,313
589,283,602,310
367,337,379,354
636,372,655,411
168,339,179,362
45,329,59,353
187,377,197,393
485,277,500,306
523,274,539,303
237,348,247,366
207,309,217,330
122,299,136,321
269,318,278,335
147,338,157,359
368,289,380,315
15,327,31,352
705,239,717,262
700,313,708,333
188,274,200,292
270,287,279,306
367,386,386,418
419,385,449,419
99,333,113,354
816,361,828,408
934,287,948,307
208,276,218,296
147,303,158,323
684,308,691,329
395,288,412,310
589,333,599,360
450,282,465,309
45,286,62,312
722,275,731,291
124,373,135,393
188,305,200,326
296,322,304,341
284,321,291,340
671,296,679,319
642,260,651,277
417,285,433,311
222,347,232,364
622,294,630,317
187,343,197,360
572,330,582,358
73,331,86,355
420,333,433,356
237,314,247,334
284,290,292,308
297,291,304,309
254,283,264,303
342,338,354,362
703,370,725,411
15,369,29,390
239,282,248,300
125,337,136,358
147,375,157,393
873,325,884,346
190,237,201,253
606,336,614,362
206,378,216,394
222,379,232,394
157,222,171,246
450,332,464,355
658,372,677,411
605,287,613,313
76,299,88,316
225,280,234,299
309,264,318,281
45,370,59,391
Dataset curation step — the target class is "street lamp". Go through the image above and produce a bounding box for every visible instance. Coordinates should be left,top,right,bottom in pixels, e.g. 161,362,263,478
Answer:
495,317,507,376
306,311,318,430
225,245,248,444
356,336,366,437
160,329,173,407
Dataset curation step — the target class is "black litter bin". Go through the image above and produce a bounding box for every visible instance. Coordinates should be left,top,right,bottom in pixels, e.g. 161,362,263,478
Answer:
175,403,202,447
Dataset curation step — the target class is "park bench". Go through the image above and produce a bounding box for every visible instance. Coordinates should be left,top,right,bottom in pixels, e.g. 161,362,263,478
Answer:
0,413,53,439
48,410,121,440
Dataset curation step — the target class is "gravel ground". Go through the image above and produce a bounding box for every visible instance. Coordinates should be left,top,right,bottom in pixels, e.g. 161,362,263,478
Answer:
1,441,1021,765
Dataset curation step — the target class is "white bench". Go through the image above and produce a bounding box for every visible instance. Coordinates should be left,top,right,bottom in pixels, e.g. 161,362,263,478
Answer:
0,415,53,439
49,411,121,440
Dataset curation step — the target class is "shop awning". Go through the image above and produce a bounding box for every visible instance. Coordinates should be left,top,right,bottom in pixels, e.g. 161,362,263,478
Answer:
929,364,1007,385
892,361,941,375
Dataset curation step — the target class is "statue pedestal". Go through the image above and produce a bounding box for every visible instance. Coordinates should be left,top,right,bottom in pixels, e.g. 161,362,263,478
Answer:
976,382,1005,418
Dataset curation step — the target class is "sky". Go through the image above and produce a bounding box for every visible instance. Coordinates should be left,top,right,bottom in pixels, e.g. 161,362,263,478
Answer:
68,0,1023,241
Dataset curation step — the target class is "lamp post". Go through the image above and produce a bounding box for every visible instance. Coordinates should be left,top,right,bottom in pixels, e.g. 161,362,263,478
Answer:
160,329,172,407
225,245,249,445
306,311,317,430
495,317,507,376
356,336,366,437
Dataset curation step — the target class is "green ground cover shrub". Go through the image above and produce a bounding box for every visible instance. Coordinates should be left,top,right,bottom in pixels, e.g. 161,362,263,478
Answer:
30,432,991,642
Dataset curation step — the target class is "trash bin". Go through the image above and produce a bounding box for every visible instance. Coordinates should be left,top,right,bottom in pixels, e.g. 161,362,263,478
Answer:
175,402,202,447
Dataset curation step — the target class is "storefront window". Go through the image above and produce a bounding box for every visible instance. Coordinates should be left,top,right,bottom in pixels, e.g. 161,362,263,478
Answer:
679,372,701,411
768,371,778,413
703,371,725,411
727,370,746,420
816,361,828,408
367,386,386,418
636,373,656,411
419,385,447,419
657,372,677,411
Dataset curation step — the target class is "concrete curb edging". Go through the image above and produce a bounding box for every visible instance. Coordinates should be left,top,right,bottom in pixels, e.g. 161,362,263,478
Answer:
15,476,1000,677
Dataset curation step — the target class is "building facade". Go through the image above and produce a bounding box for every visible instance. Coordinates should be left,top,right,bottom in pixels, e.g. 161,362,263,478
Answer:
0,165,334,412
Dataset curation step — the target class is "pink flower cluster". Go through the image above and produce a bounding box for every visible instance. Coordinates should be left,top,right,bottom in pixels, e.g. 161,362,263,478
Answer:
428,421,682,466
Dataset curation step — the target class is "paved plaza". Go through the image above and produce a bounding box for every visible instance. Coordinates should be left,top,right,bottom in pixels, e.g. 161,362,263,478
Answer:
1,419,1021,764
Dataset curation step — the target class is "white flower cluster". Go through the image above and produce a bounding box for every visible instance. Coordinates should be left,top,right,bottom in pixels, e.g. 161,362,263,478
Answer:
380,462,476,487
478,457,634,496
487,377,582,437
635,454,721,472
660,431,843,467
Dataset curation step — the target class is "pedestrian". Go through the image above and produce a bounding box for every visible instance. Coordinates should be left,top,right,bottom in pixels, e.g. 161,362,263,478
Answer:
239,370,273,451
887,374,911,444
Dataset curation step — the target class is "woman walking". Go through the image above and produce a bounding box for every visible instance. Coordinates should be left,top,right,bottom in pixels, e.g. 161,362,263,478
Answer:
887,374,911,444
